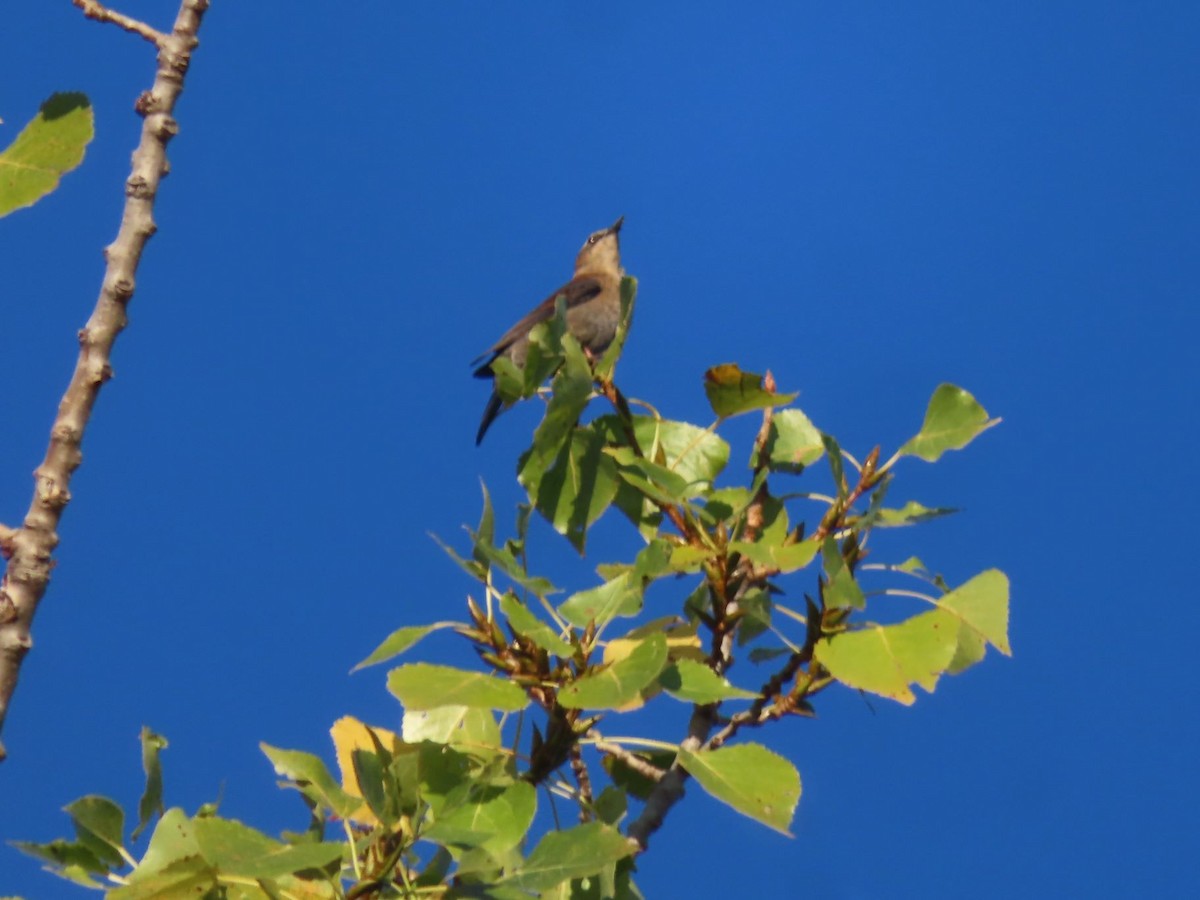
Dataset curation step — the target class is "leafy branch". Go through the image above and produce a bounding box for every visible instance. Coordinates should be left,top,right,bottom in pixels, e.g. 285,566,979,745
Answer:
18,271,1007,895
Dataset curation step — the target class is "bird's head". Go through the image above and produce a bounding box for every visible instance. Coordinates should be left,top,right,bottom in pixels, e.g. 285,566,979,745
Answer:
574,215,624,275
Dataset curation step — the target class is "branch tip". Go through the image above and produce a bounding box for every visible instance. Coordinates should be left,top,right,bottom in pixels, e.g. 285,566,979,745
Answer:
73,0,167,46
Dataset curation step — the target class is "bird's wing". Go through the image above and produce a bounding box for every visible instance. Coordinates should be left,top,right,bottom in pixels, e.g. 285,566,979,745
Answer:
471,276,603,369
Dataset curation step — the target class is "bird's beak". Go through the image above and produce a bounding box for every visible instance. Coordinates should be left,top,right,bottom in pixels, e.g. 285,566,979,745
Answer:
609,215,625,234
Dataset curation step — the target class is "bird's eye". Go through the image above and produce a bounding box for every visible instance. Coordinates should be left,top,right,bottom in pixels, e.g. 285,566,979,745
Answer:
587,234,600,245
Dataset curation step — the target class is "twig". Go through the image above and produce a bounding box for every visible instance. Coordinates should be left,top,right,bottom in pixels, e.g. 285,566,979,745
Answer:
568,745,593,822
72,0,168,46
0,0,210,760
811,446,880,544
593,739,666,783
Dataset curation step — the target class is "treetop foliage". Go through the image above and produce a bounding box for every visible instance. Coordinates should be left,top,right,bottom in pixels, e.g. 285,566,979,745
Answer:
19,276,1009,898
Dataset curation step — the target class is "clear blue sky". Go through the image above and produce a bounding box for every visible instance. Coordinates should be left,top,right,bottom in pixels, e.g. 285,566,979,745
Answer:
2,2,1197,896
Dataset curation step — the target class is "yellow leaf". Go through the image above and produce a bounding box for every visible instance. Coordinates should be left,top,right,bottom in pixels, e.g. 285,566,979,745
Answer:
330,716,402,826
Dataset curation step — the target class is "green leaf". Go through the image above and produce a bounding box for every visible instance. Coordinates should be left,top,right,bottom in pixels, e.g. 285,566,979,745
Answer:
491,355,525,403
522,422,619,553
677,744,801,835
133,727,167,842
0,93,93,217
595,415,731,486
352,745,397,827
471,538,558,598
430,531,487,581
630,537,676,581
10,837,108,878
754,494,791,546
192,817,342,878
500,593,574,656
753,408,825,472
703,364,798,418
65,795,126,869
667,544,710,573
352,621,460,672
611,476,663,538
659,659,759,703
415,742,490,816
822,432,848,498
544,857,640,900
473,480,496,564
522,301,570,394
559,633,669,709
259,745,360,818
424,780,536,855
415,846,454,888
729,535,820,574
702,486,753,525
127,808,199,880
899,384,999,462
889,555,950,590
936,569,1011,656
594,276,637,381
608,447,700,505
873,500,959,528
813,609,959,705
519,335,595,487
735,588,771,646
401,705,502,746
559,572,644,628
822,538,865,610
947,626,988,675
112,855,216,900
602,749,676,801
506,822,635,892
388,663,529,711
592,786,628,826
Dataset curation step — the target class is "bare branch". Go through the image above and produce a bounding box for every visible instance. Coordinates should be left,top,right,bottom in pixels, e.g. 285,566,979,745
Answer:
0,0,211,760
72,0,168,46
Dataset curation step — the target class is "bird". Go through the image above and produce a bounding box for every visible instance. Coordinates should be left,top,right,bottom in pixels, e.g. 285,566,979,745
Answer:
472,216,625,445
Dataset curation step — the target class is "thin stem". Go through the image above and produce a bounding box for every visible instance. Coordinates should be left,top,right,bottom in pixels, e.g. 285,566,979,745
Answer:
778,491,839,505
869,587,941,604
878,448,904,475
581,735,678,752
343,819,364,883
624,396,662,419
859,561,947,588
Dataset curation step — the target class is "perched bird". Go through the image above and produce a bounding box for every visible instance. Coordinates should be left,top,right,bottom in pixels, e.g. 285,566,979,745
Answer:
472,216,625,445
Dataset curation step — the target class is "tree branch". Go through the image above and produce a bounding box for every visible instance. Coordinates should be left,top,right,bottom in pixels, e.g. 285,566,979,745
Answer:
0,0,210,760
625,703,716,851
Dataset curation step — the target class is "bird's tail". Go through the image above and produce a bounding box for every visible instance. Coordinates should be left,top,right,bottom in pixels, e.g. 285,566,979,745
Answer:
475,390,505,445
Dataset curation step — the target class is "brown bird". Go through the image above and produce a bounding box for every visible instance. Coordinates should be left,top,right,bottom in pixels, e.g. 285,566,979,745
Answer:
473,216,625,445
